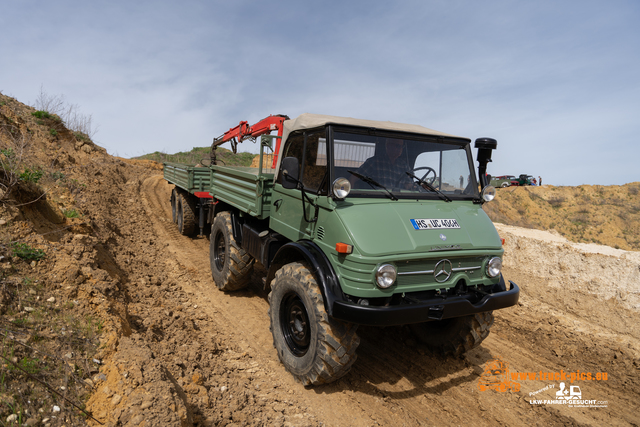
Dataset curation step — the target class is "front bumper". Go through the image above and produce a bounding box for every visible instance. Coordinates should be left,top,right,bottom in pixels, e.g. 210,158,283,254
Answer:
331,280,520,326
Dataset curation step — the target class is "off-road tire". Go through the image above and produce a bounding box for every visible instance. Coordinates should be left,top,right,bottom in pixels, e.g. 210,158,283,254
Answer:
177,193,196,235
210,211,254,291
268,262,360,386
171,188,178,223
501,182,510,188
409,311,494,357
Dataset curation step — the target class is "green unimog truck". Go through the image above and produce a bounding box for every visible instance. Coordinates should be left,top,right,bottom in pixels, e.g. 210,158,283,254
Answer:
164,113,520,386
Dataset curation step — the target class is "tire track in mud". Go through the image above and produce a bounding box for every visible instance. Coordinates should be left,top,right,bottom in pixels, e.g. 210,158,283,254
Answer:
489,298,640,426
140,177,274,357
140,175,639,427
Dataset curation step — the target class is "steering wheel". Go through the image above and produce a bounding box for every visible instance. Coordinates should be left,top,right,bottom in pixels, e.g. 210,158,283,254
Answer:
409,166,437,185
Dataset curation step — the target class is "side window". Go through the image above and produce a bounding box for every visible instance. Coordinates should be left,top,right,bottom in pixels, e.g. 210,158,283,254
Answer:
277,130,327,193
277,132,304,185
302,131,328,194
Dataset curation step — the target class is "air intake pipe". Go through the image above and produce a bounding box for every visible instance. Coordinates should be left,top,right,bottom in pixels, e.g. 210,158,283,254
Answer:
475,137,497,189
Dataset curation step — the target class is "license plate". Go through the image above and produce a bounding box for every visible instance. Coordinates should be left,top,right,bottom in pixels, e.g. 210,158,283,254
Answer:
410,218,460,230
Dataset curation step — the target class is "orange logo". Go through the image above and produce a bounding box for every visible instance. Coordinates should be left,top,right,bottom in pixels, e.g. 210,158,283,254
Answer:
478,357,521,392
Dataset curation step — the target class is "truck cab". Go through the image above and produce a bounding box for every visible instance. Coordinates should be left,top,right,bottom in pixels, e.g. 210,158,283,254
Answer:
257,115,519,384
267,114,517,320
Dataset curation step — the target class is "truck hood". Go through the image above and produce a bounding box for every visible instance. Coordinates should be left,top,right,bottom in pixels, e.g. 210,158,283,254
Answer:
335,200,502,257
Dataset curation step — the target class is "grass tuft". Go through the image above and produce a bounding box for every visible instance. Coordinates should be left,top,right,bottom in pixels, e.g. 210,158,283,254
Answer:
63,208,80,218
11,242,45,261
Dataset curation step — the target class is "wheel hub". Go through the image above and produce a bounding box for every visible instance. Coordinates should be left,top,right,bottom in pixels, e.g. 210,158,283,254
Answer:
281,293,310,356
214,231,226,271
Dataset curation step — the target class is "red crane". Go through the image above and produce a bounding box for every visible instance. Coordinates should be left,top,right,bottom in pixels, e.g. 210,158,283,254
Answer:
211,114,288,169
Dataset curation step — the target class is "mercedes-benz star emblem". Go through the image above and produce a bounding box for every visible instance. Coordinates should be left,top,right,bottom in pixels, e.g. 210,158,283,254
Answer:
434,259,453,283
439,233,447,241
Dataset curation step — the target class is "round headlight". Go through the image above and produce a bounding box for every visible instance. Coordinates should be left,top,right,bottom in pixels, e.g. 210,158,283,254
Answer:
332,177,351,200
481,185,496,202
375,264,397,289
486,257,502,278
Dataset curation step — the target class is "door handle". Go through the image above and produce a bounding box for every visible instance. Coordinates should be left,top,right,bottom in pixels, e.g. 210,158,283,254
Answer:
274,199,283,208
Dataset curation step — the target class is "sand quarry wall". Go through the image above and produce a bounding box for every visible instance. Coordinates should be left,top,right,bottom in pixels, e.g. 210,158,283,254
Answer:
496,223,640,338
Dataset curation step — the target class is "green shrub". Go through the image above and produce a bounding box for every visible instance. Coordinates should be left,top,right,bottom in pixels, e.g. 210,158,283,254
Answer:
31,110,59,121
19,168,43,183
11,242,45,261
32,110,49,119
16,357,42,375
74,131,91,143
49,128,58,137
1,148,15,158
63,208,80,218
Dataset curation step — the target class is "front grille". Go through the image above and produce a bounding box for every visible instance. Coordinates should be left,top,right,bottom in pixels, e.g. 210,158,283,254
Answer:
396,256,485,287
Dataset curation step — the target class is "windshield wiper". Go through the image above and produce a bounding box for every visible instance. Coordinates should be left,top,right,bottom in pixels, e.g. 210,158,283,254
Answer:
348,170,398,201
405,171,452,202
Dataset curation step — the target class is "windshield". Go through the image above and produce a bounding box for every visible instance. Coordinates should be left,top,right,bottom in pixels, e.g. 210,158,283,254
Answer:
330,130,478,199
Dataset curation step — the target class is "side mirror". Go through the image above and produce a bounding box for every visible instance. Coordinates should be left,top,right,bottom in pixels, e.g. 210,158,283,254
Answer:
281,157,300,190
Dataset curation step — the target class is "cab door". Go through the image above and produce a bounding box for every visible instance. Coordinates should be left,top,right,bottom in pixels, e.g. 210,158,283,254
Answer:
270,130,328,242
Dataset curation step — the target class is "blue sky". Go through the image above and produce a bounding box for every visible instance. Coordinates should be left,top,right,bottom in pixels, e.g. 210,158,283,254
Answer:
1,0,638,186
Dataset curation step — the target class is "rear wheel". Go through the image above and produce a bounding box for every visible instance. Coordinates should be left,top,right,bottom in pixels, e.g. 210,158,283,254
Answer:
171,189,178,223
409,311,494,357
210,211,254,291
177,193,196,235
269,262,359,386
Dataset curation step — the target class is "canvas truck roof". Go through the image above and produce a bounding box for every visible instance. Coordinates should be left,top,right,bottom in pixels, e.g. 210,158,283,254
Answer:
274,113,468,179
281,113,466,144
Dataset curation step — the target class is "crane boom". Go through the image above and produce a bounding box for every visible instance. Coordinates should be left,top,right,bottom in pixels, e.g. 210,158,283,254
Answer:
211,114,288,168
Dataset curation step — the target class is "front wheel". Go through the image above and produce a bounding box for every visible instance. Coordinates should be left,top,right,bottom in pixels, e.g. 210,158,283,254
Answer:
210,211,254,291
269,263,359,386
409,311,494,357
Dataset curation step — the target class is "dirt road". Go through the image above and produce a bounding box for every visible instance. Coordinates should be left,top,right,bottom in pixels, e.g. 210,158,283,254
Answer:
106,174,638,426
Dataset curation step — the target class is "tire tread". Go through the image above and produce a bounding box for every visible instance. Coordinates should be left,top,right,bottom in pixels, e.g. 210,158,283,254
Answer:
177,192,197,235
210,211,254,291
269,263,359,386
411,311,494,357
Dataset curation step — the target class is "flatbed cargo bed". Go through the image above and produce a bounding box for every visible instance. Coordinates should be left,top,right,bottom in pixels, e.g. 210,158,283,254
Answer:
163,162,211,194
164,162,274,220
211,165,275,219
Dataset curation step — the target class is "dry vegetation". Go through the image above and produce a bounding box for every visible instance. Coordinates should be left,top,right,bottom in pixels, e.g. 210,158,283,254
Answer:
0,91,110,426
484,183,640,251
